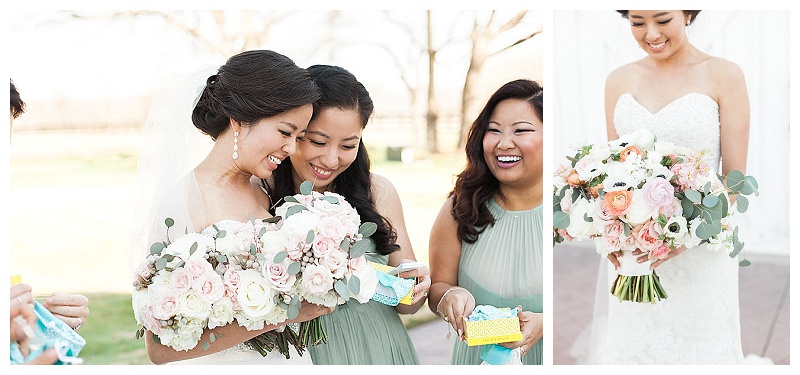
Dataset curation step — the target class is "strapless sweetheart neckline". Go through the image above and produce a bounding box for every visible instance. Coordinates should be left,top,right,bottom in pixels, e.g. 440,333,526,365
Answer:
619,92,718,116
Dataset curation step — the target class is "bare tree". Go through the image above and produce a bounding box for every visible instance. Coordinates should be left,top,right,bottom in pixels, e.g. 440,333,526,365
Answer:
457,11,541,149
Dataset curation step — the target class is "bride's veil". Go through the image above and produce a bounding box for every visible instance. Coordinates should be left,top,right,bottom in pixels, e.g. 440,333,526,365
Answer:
129,65,219,272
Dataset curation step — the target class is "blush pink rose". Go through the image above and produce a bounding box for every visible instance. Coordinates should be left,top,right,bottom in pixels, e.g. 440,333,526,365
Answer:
262,261,296,292
192,271,225,303
642,177,675,210
323,250,349,279
313,237,337,258
349,255,368,270
169,268,193,295
635,220,663,252
301,264,334,295
184,257,214,279
152,291,180,320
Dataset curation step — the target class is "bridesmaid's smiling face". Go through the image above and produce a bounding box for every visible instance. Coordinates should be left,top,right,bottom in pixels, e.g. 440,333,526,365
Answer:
627,10,692,60
291,107,363,192
482,98,542,188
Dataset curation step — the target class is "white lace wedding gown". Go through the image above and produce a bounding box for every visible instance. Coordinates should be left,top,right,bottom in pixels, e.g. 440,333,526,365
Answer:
595,93,745,364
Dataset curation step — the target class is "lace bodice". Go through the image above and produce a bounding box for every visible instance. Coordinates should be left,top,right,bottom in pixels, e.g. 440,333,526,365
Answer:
614,93,721,172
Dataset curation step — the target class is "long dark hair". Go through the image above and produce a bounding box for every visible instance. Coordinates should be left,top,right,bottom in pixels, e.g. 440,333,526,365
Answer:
10,79,25,119
450,79,543,244
191,50,320,139
268,64,400,255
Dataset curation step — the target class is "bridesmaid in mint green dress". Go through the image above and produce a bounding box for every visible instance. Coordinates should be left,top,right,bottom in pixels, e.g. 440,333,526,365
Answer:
429,79,544,365
265,65,430,364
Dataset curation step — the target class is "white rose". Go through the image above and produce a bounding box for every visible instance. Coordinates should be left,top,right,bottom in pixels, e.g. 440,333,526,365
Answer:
236,269,277,319
622,190,655,226
178,289,211,321
282,211,321,244
654,140,675,155
569,134,588,151
566,198,597,238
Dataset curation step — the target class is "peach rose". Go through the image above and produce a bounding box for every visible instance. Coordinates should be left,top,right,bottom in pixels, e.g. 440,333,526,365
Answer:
602,190,633,217
649,244,671,260
589,183,603,198
635,220,663,252
619,145,643,162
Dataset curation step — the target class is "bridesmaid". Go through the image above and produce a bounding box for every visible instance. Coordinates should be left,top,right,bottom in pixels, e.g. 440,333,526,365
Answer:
428,79,544,365
265,64,431,364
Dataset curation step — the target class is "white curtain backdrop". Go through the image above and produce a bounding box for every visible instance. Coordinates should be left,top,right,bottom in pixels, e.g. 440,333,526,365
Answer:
552,10,789,257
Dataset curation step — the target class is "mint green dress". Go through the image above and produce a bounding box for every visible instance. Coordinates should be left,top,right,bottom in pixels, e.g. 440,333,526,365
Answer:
308,244,420,365
450,200,543,365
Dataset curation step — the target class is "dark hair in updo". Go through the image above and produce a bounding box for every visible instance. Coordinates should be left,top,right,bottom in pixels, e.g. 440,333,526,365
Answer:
268,64,400,256
616,10,702,25
191,50,321,140
10,80,25,119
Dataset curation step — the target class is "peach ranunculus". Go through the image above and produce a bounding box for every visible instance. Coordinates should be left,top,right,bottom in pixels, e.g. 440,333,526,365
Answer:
589,183,603,198
635,220,663,253
619,145,643,162
602,190,633,217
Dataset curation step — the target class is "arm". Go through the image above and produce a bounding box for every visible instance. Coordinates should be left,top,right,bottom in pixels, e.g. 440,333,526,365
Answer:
145,302,333,364
427,197,474,339
716,59,750,179
371,174,430,314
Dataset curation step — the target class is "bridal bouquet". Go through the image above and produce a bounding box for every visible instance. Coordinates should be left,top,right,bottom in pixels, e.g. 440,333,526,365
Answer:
553,129,758,303
132,180,378,356
259,180,379,348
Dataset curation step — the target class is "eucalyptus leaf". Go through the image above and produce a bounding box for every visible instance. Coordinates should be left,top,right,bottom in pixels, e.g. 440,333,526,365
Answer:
284,196,299,203
287,299,301,320
300,180,314,195
155,257,168,270
306,230,315,244
741,176,759,196
583,212,593,222
319,195,340,204
553,211,570,229
623,223,632,237
217,230,227,239
685,189,702,203
348,275,361,295
695,222,713,240
202,341,210,351
209,332,217,342
350,239,370,258
287,261,301,275
726,170,745,193
680,195,694,218
273,251,288,263
334,280,350,301
702,194,719,208
359,222,378,237
285,205,308,217
165,218,174,228
150,242,166,255
739,259,751,267
250,242,257,255
189,242,198,256
736,195,749,213
340,238,351,252
703,181,712,194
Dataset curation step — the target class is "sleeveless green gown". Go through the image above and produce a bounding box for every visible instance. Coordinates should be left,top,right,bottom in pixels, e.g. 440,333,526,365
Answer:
308,246,420,365
450,200,543,365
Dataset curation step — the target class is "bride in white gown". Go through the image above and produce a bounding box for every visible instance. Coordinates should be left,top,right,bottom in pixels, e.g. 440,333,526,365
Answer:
132,50,332,365
585,10,752,365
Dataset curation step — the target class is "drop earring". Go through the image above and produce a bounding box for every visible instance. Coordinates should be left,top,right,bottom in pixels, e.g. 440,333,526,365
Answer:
232,131,239,160
685,22,691,39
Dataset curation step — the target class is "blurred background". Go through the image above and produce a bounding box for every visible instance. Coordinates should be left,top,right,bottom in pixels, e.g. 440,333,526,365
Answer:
6,9,543,364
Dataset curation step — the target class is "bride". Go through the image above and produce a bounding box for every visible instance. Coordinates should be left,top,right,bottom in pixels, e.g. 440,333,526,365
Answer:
132,50,332,365
590,10,751,364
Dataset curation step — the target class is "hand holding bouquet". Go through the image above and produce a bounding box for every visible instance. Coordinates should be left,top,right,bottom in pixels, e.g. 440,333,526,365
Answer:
553,129,759,303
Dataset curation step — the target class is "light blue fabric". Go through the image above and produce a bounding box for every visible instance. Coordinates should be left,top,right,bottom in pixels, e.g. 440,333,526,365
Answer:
480,344,513,365
10,302,85,365
371,268,415,306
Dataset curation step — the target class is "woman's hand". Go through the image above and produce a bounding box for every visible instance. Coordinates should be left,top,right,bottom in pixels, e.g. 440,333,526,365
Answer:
288,302,335,324
637,245,688,269
396,261,431,305
499,308,542,357
42,293,89,331
436,286,475,340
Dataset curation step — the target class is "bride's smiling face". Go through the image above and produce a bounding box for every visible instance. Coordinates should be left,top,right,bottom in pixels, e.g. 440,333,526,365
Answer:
235,104,313,179
291,107,363,192
627,10,692,59
482,98,542,188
